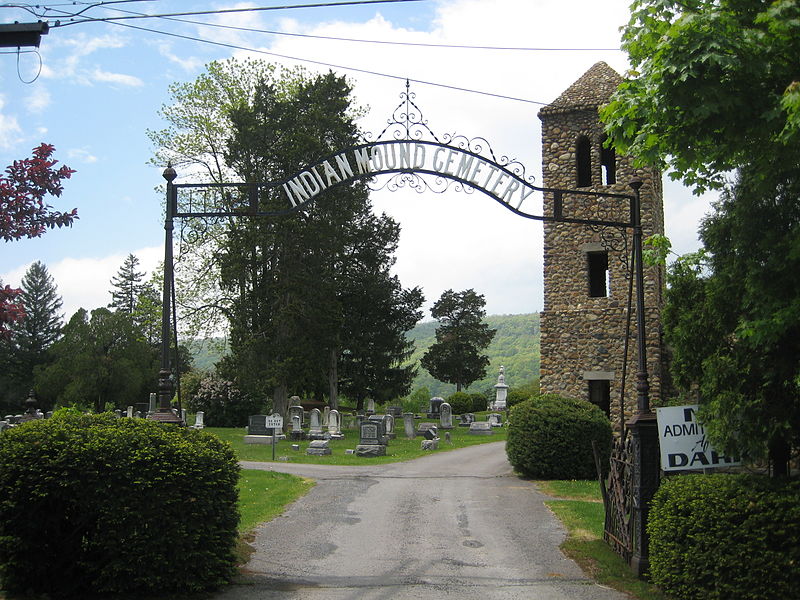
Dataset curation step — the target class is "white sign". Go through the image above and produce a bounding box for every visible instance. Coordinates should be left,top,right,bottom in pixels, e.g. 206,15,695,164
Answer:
656,405,741,472
264,414,283,429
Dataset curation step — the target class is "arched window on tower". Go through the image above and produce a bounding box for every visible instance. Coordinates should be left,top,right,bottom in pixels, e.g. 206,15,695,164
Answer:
576,135,591,187
600,134,616,185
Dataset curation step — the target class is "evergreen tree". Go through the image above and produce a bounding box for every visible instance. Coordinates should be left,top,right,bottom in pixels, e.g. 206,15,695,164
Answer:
109,254,147,315
421,289,497,392
5,262,63,406
221,66,420,413
35,308,158,412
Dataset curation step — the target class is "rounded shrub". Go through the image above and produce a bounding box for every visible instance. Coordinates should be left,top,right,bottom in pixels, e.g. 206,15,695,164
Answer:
470,392,490,413
506,379,540,409
446,391,473,414
649,473,800,600
505,393,611,479
0,413,240,597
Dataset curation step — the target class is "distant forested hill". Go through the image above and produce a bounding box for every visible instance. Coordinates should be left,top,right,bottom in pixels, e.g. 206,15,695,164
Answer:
406,313,540,397
186,313,540,398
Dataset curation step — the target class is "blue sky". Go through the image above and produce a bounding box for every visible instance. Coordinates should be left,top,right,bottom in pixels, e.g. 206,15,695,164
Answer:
1,0,716,323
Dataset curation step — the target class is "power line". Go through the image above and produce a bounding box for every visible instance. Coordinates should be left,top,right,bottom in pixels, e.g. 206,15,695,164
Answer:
43,1,620,52
109,19,552,105
51,0,426,27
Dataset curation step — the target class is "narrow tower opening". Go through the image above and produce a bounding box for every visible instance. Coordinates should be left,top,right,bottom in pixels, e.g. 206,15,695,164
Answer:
576,135,591,187
600,134,616,185
587,250,609,297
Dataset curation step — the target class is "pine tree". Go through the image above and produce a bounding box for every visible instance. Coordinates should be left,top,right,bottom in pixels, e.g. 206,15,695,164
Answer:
7,261,63,403
109,254,147,315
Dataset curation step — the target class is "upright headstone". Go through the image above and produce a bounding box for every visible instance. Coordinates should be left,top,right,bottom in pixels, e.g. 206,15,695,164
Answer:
366,398,376,415
114,409,122,419
384,414,396,439
488,413,503,427
288,404,304,428
355,419,386,457
308,408,325,440
388,405,403,417
149,392,157,413
427,397,444,418
290,414,304,440
126,406,134,418
245,413,286,444
327,409,344,439
439,402,453,429
247,414,270,436
403,412,416,439
193,411,205,429
458,413,475,427
181,408,187,424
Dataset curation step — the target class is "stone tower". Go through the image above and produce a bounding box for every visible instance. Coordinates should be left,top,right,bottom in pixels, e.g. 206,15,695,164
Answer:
537,62,666,426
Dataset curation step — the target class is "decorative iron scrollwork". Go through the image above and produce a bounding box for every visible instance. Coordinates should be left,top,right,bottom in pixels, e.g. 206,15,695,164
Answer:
604,430,635,563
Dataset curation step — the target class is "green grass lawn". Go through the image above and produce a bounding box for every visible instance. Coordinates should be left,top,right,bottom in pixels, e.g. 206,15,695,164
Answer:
207,420,507,465
540,480,668,600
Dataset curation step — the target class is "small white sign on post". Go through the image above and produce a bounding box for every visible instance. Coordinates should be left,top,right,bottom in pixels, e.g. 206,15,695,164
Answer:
656,405,741,472
264,414,283,429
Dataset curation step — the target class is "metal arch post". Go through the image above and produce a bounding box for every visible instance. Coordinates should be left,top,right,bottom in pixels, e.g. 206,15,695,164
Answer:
626,177,659,576
149,164,182,424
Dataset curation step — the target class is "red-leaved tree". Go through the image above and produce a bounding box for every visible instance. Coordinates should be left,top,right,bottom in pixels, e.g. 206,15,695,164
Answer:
1,143,77,337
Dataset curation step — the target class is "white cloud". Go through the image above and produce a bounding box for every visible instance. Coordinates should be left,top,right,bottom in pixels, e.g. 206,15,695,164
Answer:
67,147,98,164
0,95,23,149
26,86,51,113
155,42,205,72
91,69,144,87
2,246,163,321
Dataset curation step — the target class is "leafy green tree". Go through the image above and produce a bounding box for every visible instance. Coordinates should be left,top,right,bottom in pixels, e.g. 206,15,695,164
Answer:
421,289,496,392
35,308,158,412
600,0,800,193
5,262,63,406
663,169,800,474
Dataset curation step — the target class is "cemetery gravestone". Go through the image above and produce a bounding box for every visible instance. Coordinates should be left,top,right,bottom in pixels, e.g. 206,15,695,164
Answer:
488,413,503,427
355,420,386,457
403,413,416,439
306,440,332,456
458,413,475,427
427,397,444,418
290,414,304,440
469,421,493,436
366,398,376,415
327,409,344,439
416,422,438,438
384,414,396,439
193,411,205,429
288,405,304,428
308,408,325,440
245,414,286,444
439,402,453,429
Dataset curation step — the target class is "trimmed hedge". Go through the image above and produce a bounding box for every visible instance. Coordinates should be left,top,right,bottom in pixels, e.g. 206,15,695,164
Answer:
649,473,800,600
446,391,486,414
505,393,611,479
0,413,240,597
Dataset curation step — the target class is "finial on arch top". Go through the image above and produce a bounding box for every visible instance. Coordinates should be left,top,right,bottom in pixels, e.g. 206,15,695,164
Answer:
163,163,177,183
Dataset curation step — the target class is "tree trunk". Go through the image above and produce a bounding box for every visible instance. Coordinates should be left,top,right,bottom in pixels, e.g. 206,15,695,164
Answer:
273,383,288,431
329,348,338,411
769,435,790,477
